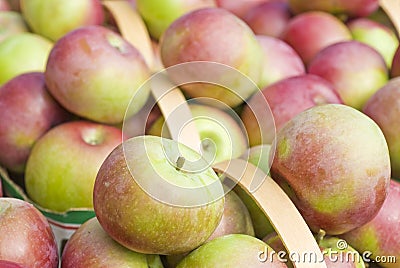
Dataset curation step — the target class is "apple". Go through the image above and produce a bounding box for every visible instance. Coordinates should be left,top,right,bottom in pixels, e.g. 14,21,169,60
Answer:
347,18,399,68
160,8,264,108
0,179,2,197
176,234,287,267
308,41,388,110
164,190,255,268
20,0,104,41
243,1,292,38
241,144,272,175
45,25,150,124
281,11,352,65
136,0,215,40
363,78,400,180
24,120,122,212
0,260,27,268
256,35,305,88
0,72,70,173
0,198,58,268
93,135,225,255
287,0,379,17
0,11,28,43
341,180,400,268
0,32,53,86
241,74,342,146
390,46,400,78
147,104,248,164
270,104,391,235
62,217,163,268
215,0,271,19
0,0,9,10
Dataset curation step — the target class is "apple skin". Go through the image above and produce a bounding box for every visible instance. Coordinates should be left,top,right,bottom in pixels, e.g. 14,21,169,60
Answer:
308,41,388,110
21,0,104,41
241,74,342,146
24,121,122,212
0,0,10,10
215,0,271,19
270,104,391,235
0,260,28,268
0,11,28,43
0,198,58,268
256,35,305,88
363,78,400,179
0,72,71,173
390,46,400,78
176,234,287,267
62,217,163,268
347,18,399,68
287,0,379,17
136,0,215,40
147,104,247,164
341,180,400,268
281,11,352,65
93,135,225,255
243,1,292,38
45,25,150,124
164,190,255,268
0,32,53,86
160,8,263,108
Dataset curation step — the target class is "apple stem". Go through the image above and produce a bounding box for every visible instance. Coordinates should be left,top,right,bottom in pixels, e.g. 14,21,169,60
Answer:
316,229,326,245
176,156,185,171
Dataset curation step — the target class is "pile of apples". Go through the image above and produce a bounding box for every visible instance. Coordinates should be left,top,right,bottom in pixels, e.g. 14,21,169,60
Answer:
0,0,400,267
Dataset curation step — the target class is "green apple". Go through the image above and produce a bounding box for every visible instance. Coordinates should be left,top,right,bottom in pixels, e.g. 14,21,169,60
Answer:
0,32,52,86
93,135,225,255
62,217,163,268
176,234,287,267
0,11,28,43
136,0,215,40
20,0,104,41
147,104,247,164
24,121,122,212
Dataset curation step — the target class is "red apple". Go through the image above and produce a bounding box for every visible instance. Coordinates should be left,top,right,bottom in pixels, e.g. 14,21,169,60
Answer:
0,0,9,10
21,0,104,41
0,11,28,43
363,77,400,179
308,41,388,110
390,46,400,78
241,74,342,146
271,104,391,235
215,0,271,19
256,35,305,88
45,25,150,124
93,135,225,255
0,72,70,173
0,260,28,268
347,18,399,68
160,8,263,107
62,217,163,268
287,0,379,17
244,1,292,38
24,121,122,212
341,180,400,267
281,11,352,65
0,198,58,268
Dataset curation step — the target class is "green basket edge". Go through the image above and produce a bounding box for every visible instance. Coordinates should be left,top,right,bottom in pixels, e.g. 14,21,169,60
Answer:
0,166,95,225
